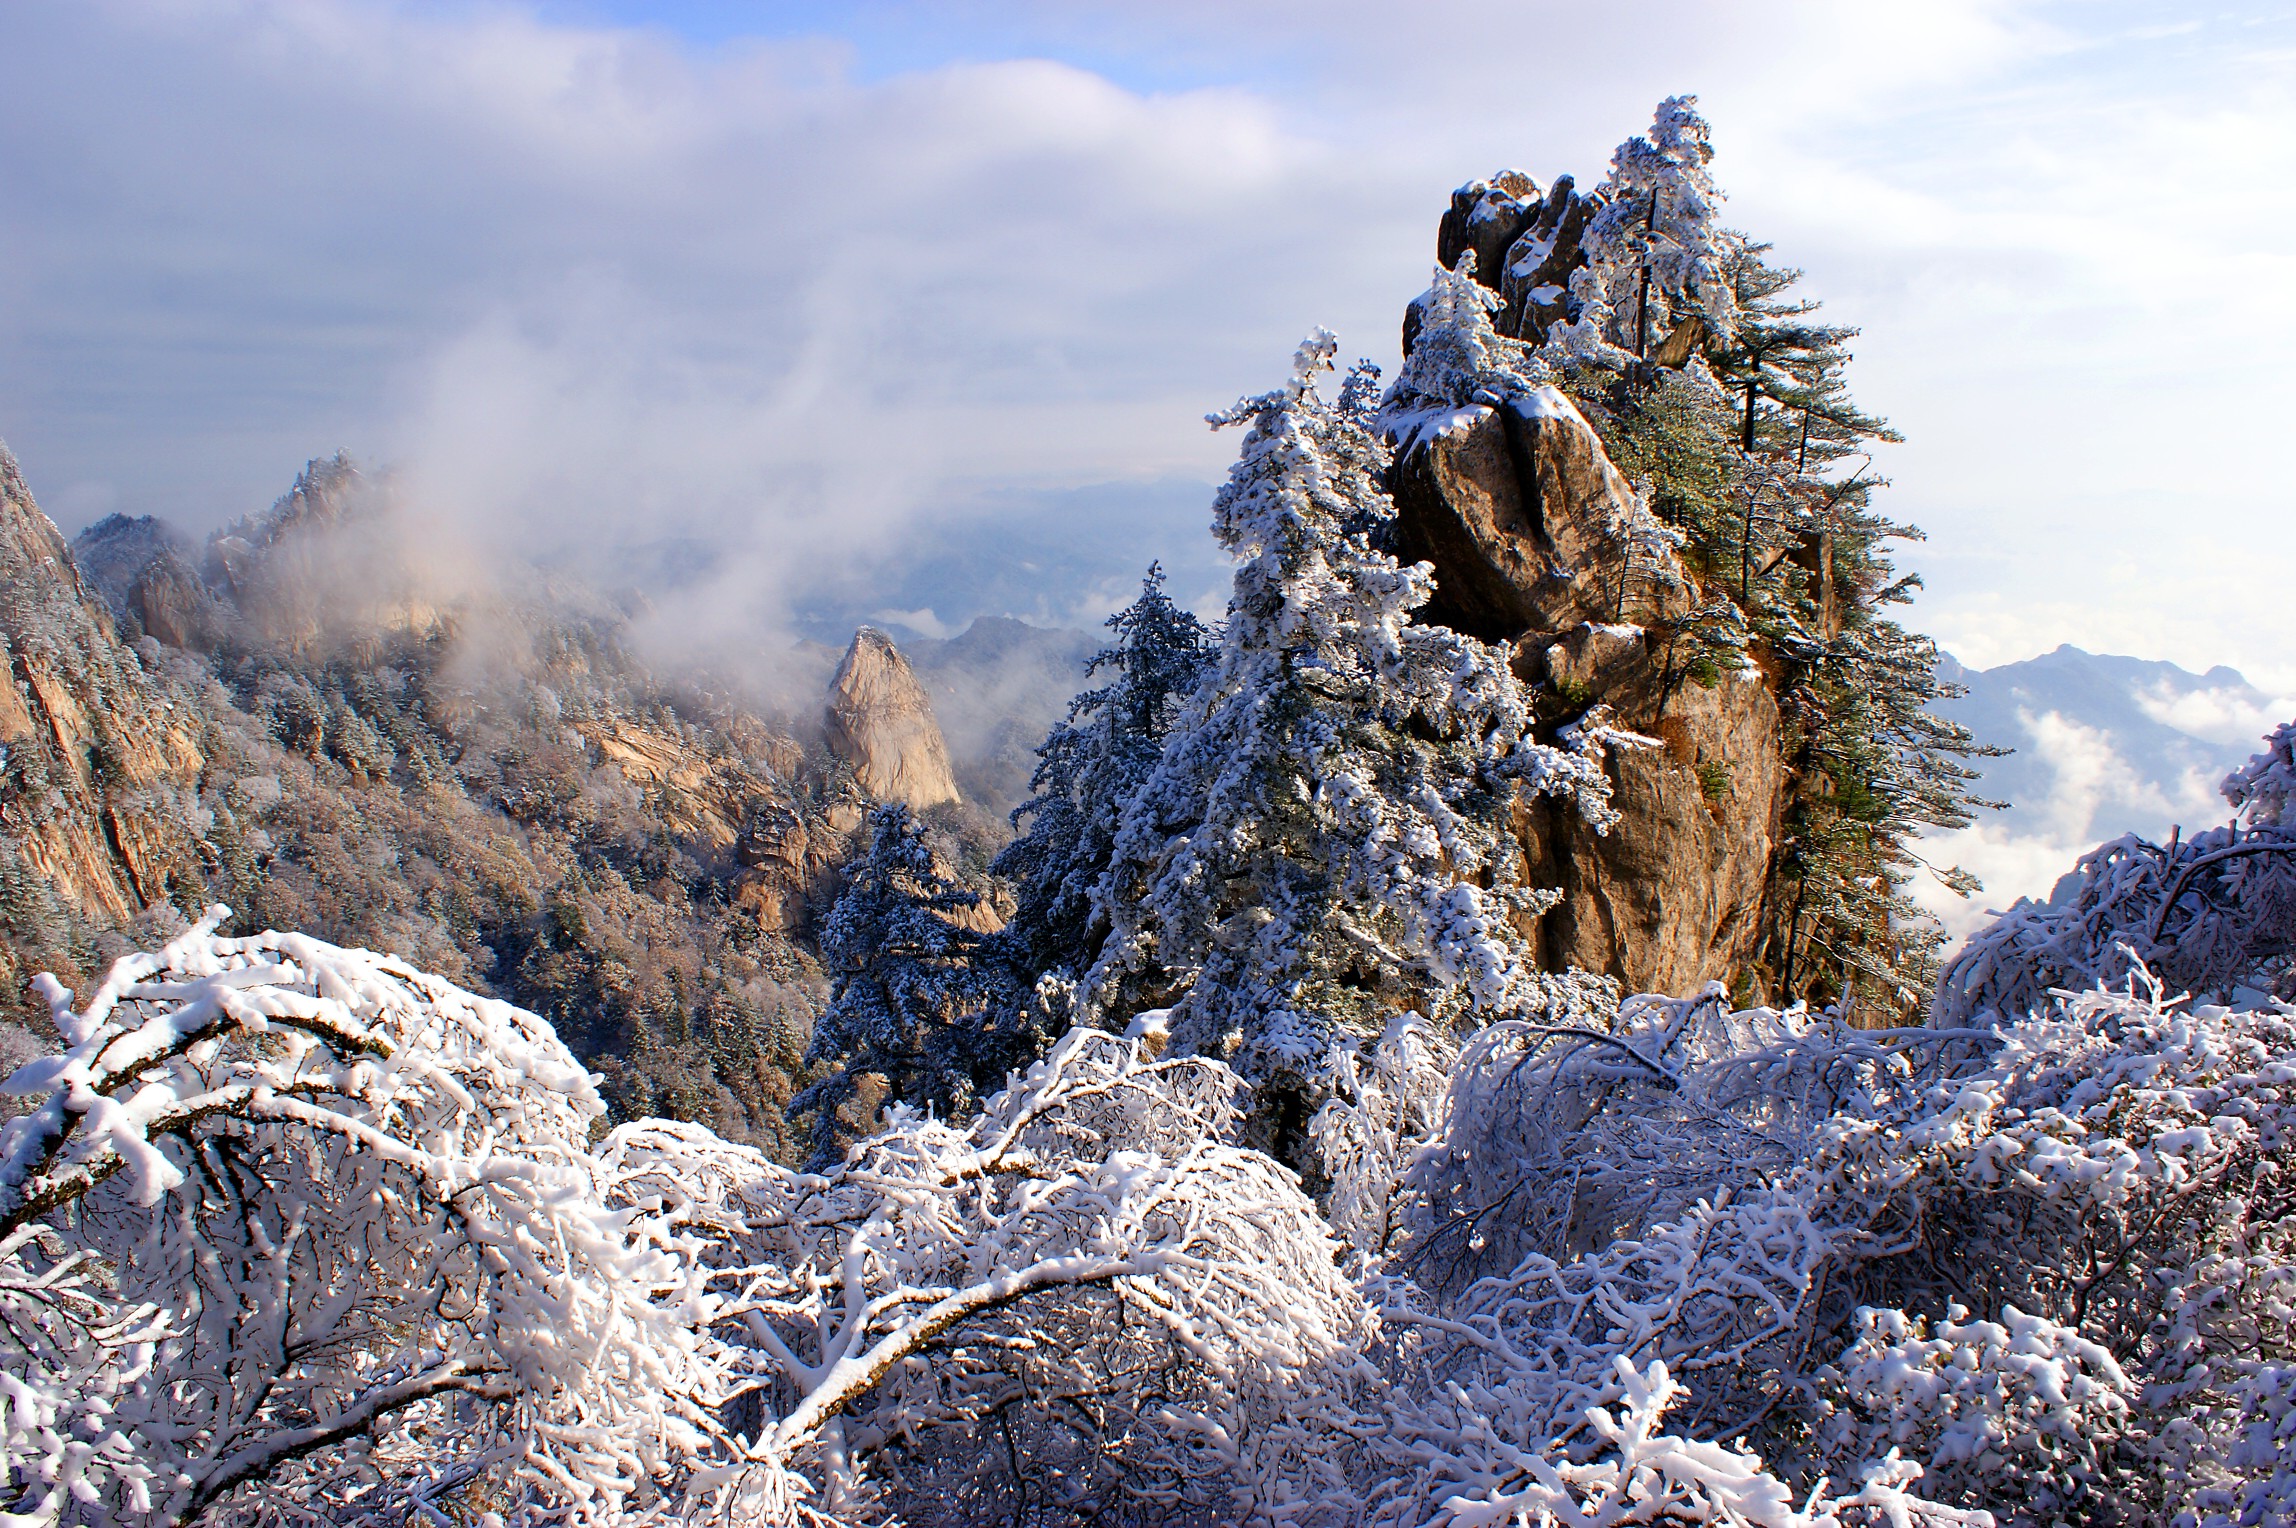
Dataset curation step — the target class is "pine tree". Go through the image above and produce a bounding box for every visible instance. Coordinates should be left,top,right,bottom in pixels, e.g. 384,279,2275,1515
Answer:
792,803,1020,1157
1542,96,1738,371
992,564,1211,985
1706,239,1866,457
1087,333,1618,1153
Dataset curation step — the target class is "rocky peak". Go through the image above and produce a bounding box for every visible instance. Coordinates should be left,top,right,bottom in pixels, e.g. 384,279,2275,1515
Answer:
1413,168,1709,370
1390,261,1783,1003
70,455,446,657
72,513,193,622
0,446,208,990
824,628,961,811
211,451,363,561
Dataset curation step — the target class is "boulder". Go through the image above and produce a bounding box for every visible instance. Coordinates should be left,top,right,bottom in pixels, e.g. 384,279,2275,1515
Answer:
1510,654,1784,995
1436,173,1541,289
1498,175,1597,342
1390,385,1693,642
824,629,961,811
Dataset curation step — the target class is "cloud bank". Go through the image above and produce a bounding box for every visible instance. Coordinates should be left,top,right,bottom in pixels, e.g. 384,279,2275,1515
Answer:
1,0,2292,691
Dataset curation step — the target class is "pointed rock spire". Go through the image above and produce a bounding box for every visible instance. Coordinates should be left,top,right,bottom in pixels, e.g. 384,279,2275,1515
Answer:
824,628,960,810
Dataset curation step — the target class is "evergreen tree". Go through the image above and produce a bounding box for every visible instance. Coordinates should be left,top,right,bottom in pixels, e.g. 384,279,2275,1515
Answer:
1706,238,1874,457
991,564,1211,984
792,803,1021,1157
1543,96,1738,371
1527,150,1993,1016
1087,332,1618,1148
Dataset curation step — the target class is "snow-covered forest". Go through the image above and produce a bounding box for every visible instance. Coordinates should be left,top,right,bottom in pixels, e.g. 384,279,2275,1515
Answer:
6,98,2295,1528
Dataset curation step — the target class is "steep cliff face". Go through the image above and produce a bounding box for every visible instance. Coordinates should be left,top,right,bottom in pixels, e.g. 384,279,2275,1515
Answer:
0,448,210,992
0,449,850,1150
1388,358,1786,998
824,628,962,811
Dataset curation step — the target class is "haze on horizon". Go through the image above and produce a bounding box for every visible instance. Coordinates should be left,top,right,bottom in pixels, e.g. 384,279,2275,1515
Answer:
2,0,2292,701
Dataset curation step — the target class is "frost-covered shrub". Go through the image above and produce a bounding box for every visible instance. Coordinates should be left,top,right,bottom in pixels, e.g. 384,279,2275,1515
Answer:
0,917,1383,1526
1818,1304,2131,1508
1348,970,2296,1526
0,909,740,1524
20,902,2296,1523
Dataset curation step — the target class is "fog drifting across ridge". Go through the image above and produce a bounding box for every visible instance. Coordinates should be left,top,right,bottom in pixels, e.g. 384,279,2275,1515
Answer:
1916,647,2296,941
6,2,2296,699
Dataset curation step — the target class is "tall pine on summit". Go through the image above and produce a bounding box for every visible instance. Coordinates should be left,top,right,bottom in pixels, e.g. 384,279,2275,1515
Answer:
1087,334,1617,1152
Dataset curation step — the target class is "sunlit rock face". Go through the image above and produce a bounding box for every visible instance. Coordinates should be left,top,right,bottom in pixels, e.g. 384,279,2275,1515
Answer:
0,448,209,974
824,627,961,812
1389,377,1785,1000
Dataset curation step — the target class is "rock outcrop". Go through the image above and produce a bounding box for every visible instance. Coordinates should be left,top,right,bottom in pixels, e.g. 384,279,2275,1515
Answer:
72,513,193,621
1510,630,1784,996
824,629,961,811
1390,387,1694,642
1408,170,1705,367
128,546,232,651
1387,358,1785,1000
0,447,209,992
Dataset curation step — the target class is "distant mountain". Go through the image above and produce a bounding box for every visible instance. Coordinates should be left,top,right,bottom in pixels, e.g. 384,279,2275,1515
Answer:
1919,645,2290,934
903,616,1099,815
786,477,1231,647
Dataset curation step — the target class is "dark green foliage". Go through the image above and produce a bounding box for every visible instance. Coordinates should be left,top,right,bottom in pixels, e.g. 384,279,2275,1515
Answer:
1707,238,1896,463
1566,236,1999,1017
794,804,1027,1162
993,564,1211,984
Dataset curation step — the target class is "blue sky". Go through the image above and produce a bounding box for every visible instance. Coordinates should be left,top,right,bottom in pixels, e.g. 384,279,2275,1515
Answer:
517,2,1287,90
2,0,2293,707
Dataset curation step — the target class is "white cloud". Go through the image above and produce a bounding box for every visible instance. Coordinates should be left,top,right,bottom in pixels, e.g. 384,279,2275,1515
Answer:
2135,682,2296,749
2,0,2292,689
1917,700,2247,943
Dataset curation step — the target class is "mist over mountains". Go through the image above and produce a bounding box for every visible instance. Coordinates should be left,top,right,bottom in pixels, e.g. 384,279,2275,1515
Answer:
1918,644,2291,934
74,466,2280,958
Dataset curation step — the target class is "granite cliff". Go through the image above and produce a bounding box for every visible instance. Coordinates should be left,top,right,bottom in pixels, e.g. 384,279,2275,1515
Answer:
1383,166,1977,1011
0,446,994,1155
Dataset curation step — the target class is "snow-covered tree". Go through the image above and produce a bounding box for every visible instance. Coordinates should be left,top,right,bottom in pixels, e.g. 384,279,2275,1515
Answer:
792,803,1024,1154
2226,718,2296,826
1706,236,1894,462
1541,95,1738,371
0,917,1380,1526
0,910,749,1524
993,564,1212,985
1086,332,1619,1157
